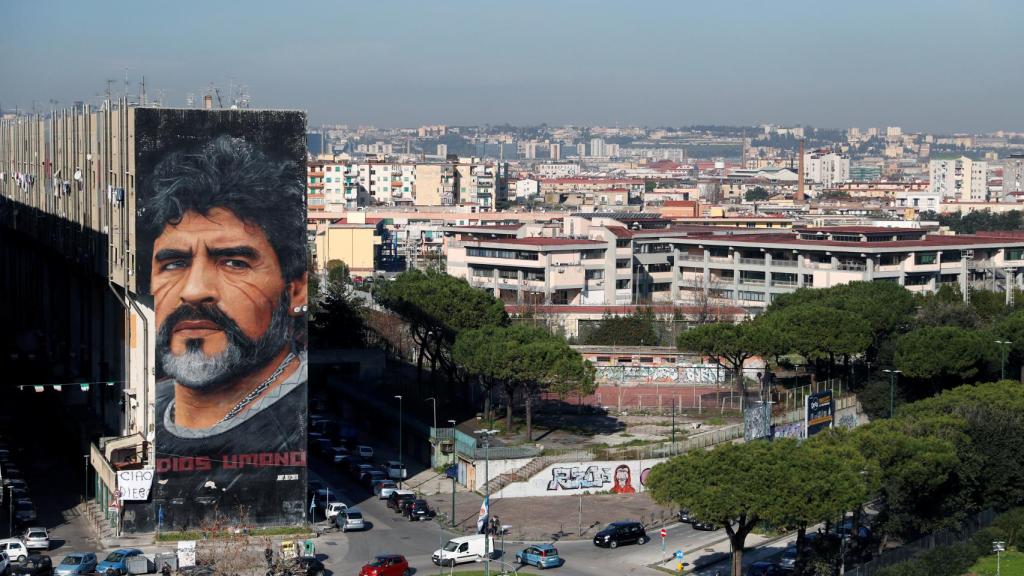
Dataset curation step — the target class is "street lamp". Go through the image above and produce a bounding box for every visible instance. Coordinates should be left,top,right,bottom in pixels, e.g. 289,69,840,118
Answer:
425,397,437,432
394,395,403,487
83,454,90,503
995,340,1013,380
882,369,901,419
447,419,457,528
475,429,499,576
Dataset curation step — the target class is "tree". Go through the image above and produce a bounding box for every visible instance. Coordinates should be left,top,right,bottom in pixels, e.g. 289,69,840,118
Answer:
771,305,872,376
995,311,1024,378
374,269,508,388
583,309,660,346
454,324,593,440
647,441,791,576
678,322,759,391
893,327,994,390
310,279,366,349
325,259,351,291
744,186,769,202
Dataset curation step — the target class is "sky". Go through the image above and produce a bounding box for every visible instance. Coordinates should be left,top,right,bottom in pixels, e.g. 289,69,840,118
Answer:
1,0,1021,133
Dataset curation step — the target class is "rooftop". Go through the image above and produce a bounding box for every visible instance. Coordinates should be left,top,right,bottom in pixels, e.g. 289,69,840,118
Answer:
465,237,605,247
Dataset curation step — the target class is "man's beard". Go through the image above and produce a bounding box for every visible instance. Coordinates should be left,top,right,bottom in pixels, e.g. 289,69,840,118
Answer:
157,293,293,392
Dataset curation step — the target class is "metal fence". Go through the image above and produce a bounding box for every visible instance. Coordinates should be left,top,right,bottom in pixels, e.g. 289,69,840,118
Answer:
846,508,997,576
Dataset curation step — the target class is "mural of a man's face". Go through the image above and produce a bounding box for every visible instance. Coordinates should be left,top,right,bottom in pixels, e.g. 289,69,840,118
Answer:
152,207,302,391
616,467,629,485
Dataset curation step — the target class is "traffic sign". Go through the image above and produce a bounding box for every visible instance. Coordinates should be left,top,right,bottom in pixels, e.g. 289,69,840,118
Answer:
675,550,685,560
660,528,667,539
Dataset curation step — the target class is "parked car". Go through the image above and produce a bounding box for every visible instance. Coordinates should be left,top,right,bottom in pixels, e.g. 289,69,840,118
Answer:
592,521,648,549
313,438,333,454
677,509,692,523
54,553,97,576
327,446,350,464
12,555,52,576
515,543,563,569
14,501,37,524
691,519,717,531
324,502,347,522
405,499,434,522
337,508,365,532
0,538,29,562
747,562,787,576
352,464,375,480
22,529,48,552
96,549,144,576
0,551,9,576
387,490,416,512
295,556,325,576
779,546,798,571
313,488,338,508
356,445,374,460
432,535,494,567
358,554,409,576
375,480,398,500
361,470,386,489
385,461,406,481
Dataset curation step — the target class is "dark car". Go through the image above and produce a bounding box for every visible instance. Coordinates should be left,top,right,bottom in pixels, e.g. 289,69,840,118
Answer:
747,562,786,576
592,521,648,549
353,464,375,480
296,556,325,576
388,491,416,513
361,470,387,489
678,509,692,523
13,555,52,576
405,499,434,522
691,519,717,531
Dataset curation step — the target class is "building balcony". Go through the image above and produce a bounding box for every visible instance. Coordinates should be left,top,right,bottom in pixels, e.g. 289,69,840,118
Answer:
772,259,799,268
836,262,867,271
308,182,324,190
308,171,325,178
738,257,765,266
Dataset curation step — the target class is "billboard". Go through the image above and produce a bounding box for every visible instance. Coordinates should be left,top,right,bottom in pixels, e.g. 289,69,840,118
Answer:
805,390,834,437
135,108,308,530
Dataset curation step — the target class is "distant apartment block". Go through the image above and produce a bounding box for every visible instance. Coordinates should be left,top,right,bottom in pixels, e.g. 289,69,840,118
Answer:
930,156,988,201
1004,154,1024,194
803,150,850,188
307,158,503,210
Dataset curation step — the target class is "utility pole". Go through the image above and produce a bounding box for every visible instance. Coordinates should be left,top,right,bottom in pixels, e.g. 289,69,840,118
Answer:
395,395,403,486
448,419,457,528
994,541,1005,576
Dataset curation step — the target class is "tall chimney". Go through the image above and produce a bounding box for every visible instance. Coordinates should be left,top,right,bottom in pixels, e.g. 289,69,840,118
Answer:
796,139,805,202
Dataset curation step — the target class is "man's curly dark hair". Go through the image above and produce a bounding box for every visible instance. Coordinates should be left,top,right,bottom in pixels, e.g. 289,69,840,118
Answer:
142,135,306,282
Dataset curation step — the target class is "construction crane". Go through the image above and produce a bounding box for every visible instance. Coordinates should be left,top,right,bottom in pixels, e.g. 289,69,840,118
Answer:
214,88,224,109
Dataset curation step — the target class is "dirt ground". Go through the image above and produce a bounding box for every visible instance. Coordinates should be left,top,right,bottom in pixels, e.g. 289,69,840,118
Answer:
423,490,678,543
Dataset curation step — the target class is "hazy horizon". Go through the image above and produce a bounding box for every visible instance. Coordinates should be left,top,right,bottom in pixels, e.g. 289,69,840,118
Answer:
2,0,1021,134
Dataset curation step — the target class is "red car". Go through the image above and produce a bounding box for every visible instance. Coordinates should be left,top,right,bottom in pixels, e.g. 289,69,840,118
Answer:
359,555,410,576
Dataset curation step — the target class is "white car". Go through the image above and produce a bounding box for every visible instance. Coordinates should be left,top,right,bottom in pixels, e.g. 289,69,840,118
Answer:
325,502,347,521
356,445,374,460
338,508,365,532
22,528,48,551
375,480,398,500
0,538,28,562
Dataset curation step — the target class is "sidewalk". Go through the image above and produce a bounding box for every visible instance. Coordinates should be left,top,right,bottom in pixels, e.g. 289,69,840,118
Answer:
653,532,796,575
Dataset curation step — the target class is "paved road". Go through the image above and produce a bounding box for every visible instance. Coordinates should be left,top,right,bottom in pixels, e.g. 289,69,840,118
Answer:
310,450,728,576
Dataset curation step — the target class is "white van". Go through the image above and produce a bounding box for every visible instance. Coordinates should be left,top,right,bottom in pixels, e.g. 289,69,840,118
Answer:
432,534,495,567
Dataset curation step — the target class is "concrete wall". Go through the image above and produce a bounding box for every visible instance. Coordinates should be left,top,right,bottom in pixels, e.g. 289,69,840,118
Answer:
493,458,667,499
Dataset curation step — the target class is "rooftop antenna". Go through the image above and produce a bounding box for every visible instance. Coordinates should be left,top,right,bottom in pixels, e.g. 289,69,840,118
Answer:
124,67,130,102
139,76,147,106
105,79,116,103
185,92,195,108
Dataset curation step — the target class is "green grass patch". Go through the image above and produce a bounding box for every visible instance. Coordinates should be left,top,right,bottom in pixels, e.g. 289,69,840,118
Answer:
156,526,312,542
968,549,1024,576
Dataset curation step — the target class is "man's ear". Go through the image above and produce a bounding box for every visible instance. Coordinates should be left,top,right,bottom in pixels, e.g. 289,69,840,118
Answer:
289,272,308,315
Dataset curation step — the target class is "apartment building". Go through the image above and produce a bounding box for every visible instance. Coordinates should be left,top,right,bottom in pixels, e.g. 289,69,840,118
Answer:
930,155,988,201
669,226,1024,308
539,177,643,205
310,159,497,210
803,150,850,188
1003,154,1024,194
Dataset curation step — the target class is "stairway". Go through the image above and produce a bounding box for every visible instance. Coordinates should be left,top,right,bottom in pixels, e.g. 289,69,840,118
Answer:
481,451,594,495
81,500,116,540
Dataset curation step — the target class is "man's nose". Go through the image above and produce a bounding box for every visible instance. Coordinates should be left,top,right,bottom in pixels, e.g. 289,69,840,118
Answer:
178,258,219,305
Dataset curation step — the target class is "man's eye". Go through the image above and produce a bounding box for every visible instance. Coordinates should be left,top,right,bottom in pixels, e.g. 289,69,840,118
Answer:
223,259,251,269
162,260,188,271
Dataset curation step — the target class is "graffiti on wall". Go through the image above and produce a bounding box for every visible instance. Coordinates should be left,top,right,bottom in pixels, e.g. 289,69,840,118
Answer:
772,421,805,440
548,465,610,490
594,363,726,385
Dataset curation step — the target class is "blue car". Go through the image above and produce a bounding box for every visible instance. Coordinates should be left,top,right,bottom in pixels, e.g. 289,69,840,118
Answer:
516,543,563,569
54,553,98,576
97,549,144,576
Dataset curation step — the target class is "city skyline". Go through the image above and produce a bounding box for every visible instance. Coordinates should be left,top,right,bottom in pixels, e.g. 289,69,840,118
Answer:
1,0,1022,133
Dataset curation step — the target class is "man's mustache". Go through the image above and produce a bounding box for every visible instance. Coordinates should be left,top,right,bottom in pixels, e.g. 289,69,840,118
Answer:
158,303,248,347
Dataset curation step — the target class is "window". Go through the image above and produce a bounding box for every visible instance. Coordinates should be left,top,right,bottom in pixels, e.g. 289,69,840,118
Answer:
615,279,630,289
585,269,604,280
914,252,937,265
616,239,630,247
596,356,611,362
616,259,631,268
617,357,632,364
640,357,653,363
582,249,606,259
1007,249,1024,261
